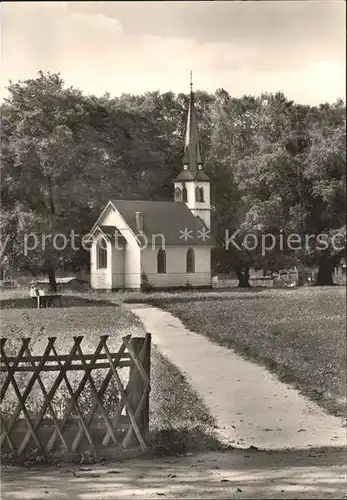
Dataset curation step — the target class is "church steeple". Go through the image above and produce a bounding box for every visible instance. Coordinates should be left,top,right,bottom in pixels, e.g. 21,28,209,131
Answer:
173,73,211,230
175,73,209,182
183,72,203,168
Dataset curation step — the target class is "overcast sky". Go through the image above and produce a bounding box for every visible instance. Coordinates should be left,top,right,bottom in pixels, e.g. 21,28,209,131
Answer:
1,1,345,104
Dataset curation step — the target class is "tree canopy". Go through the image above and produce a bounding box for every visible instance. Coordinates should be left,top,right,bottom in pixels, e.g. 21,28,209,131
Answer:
1,72,345,288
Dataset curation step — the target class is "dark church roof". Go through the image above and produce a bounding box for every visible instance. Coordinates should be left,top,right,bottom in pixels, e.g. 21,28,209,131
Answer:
174,168,210,182
110,200,213,246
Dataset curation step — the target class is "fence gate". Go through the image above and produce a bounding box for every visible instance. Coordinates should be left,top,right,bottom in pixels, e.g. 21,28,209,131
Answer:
0,334,151,461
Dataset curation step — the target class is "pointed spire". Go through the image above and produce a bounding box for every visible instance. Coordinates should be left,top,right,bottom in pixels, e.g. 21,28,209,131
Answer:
174,73,209,183
183,71,202,168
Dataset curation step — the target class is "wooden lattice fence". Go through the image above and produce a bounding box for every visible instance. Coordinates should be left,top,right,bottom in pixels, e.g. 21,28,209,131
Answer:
0,334,151,461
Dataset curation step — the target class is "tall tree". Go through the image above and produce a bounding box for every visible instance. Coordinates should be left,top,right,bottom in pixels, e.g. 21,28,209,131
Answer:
301,100,346,284
1,72,108,290
231,95,346,285
208,90,277,286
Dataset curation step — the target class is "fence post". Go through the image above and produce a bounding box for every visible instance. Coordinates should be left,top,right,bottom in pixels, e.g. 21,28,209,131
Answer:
142,334,151,437
127,335,151,447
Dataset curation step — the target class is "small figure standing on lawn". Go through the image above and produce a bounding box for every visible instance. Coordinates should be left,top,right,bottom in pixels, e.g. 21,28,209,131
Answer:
29,283,39,297
29,282,45,297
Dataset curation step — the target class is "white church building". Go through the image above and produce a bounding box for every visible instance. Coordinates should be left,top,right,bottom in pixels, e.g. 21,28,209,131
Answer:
87,82,214,290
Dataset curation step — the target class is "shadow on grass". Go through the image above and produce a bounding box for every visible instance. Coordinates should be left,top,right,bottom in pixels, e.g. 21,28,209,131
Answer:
0,295,119,310
148,427,228,457
124,291,272,305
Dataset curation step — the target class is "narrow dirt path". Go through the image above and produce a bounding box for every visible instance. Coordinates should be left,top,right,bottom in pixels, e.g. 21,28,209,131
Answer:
126,304,346,451
2,448,346,499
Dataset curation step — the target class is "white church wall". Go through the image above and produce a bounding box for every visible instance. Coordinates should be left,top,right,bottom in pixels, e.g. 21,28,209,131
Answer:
174,180,211,229
141,244,211,288
104,206,141,288
111,244,125,289
90,204,141,290
125,242,141,289
90,236,112,289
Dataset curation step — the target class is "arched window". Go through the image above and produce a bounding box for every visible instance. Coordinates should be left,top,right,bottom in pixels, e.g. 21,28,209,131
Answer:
199,187,204,202
182,186,188,202
195,186,204,202
174,187,182,201
96,237,108,269
186,248,195,273
157,249,166,274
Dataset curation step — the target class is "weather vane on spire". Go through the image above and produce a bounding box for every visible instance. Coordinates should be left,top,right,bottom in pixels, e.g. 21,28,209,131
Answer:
190,70,193,91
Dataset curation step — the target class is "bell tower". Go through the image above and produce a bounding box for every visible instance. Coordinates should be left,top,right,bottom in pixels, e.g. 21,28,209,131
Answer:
173,73,211,230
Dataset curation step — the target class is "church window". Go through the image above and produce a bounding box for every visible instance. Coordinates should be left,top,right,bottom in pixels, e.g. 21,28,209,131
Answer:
199,186,204,202
195,186,204,202
157,249,166,274
186,248,195,273
174,187,182,201
182,186,188,202
96,237,108,269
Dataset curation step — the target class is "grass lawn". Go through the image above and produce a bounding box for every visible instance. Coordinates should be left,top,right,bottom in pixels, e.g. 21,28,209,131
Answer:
145,286,347,420
0,294,222,460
